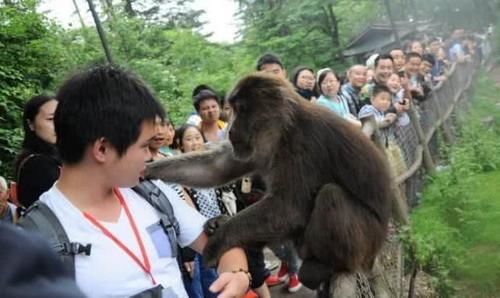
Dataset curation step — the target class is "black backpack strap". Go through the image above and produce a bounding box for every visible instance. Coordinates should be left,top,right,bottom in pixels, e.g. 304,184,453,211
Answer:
18,201,92,278
133,180,180,258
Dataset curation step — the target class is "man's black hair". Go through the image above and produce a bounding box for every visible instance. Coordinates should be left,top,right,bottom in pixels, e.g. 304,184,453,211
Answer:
422,53,436,65
55,65,165,164
192,84,216,98
256,53,284,71
389,48,404,53
371,84,392,99
374,54,394,68
406,52,422,62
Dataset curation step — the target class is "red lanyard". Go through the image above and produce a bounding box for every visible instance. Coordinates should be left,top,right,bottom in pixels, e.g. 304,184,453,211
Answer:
83,188,157,285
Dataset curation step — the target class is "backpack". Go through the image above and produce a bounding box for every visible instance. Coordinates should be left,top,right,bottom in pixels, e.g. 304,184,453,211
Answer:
17,179,180,278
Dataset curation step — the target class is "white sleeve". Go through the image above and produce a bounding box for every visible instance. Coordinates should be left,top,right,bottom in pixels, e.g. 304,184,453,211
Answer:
152,180,207,247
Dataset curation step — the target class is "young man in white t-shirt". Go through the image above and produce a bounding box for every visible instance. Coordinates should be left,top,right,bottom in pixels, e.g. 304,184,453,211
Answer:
32,65,250,297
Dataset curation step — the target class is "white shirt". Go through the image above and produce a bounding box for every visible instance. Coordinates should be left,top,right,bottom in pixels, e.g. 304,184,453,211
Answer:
40,180,207,298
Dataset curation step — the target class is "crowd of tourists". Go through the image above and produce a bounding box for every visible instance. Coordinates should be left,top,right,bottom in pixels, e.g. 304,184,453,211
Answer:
0,27,488,298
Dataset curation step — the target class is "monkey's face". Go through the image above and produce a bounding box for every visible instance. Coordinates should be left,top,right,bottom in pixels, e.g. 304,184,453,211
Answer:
226,74,296,162
226,96,258,160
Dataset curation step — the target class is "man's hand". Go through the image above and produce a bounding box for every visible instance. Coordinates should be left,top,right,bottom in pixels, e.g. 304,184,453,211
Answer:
410,85,423,96
384,113,398,124
394,98,411,113
209,271,250,298
184,262,195,279
394,102,405,114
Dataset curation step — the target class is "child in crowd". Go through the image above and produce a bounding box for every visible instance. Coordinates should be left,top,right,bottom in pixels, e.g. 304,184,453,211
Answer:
158,118,178,157
148,116,170,161
359,85,407,178
386,73,411,127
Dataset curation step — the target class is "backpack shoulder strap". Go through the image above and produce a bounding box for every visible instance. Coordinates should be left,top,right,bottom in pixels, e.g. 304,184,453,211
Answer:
18,201,91,278
133,180,180,236
133,179,180,258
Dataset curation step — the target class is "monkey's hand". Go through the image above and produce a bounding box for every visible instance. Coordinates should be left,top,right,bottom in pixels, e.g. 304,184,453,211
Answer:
204,215,231,237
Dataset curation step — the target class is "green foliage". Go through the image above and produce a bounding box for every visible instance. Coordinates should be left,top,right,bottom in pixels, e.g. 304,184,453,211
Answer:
237,0,379,72
152,29,254,123
389,0,496,31
406,72,500,297
121,0,204,28
0,0,67,178
96,15,255,124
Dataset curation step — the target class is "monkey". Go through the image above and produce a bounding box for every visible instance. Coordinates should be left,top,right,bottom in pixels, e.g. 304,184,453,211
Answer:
145,73,393,290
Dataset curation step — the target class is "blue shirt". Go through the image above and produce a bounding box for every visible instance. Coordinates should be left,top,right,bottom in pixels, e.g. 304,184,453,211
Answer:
316,95,350,119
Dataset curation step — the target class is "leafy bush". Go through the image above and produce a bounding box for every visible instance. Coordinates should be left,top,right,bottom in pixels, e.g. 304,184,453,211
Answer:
0,1,67,178
406,72,500,297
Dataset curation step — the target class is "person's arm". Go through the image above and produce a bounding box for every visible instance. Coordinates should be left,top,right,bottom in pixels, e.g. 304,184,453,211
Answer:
191,233,250,297
379,113,398,128
345,114,362,128
154,180,250,297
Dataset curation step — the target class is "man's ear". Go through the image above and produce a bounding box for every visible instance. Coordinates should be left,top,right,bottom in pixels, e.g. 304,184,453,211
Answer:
91,137,112,163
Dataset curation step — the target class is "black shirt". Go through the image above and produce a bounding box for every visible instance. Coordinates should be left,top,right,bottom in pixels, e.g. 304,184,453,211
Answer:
17,154,60,208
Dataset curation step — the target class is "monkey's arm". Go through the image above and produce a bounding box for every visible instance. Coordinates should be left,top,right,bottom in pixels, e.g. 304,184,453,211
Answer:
203,195,308,266
145,141,255,188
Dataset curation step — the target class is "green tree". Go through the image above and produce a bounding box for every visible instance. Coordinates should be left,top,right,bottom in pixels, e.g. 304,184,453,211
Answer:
119,0,204,28
236,0,379,71
0,0,67,177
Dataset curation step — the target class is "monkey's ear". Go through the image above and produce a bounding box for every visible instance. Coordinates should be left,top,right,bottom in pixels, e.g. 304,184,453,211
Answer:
241,74,288,100
235,74,270,93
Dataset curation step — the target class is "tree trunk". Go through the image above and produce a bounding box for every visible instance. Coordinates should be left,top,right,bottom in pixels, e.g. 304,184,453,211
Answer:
323,4,344,63
86,0,113,64
124,0,136,17
72,0,87,28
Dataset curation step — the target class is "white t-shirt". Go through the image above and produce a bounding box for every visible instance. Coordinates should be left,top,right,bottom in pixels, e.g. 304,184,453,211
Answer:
40,180,207,298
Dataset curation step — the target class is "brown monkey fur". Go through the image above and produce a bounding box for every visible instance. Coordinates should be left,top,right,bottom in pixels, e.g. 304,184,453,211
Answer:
145,73,393,289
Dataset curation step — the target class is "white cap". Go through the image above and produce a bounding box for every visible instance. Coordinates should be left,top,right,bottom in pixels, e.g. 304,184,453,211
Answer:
366,53,380,69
